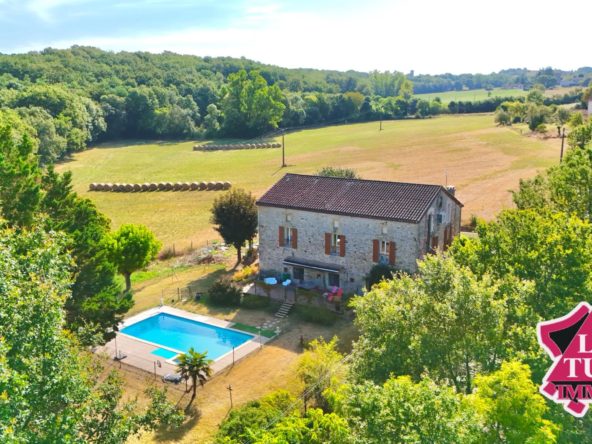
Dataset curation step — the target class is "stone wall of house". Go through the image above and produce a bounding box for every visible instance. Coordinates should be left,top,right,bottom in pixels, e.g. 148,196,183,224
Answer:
417,188,462,259
258,206,423,294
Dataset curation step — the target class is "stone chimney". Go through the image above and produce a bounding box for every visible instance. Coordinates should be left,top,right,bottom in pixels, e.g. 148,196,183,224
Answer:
446,185,456,196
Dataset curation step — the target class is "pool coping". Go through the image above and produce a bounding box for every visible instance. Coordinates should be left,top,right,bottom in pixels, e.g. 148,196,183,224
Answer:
117,306,271,366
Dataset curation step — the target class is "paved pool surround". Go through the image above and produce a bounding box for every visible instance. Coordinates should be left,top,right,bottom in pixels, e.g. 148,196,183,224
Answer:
100,306,272,377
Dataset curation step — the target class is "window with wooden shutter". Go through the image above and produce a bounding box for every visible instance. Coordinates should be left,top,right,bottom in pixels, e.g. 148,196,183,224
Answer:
372,239,379,263
279,226,284,247
292,228,298,249
389,241,396,265
431,236,439,251
325,233,331,255
339,235,346,257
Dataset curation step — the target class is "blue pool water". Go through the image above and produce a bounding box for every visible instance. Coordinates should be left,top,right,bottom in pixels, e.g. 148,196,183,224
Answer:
122,313,254,360
151,348,178,359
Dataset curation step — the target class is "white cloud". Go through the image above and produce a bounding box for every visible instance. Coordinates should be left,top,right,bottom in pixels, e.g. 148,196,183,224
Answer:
26,0,93,22
8,0,591,73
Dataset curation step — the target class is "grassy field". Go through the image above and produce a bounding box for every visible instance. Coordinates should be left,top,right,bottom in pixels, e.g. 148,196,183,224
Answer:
57,115,562,250
413,86,579,104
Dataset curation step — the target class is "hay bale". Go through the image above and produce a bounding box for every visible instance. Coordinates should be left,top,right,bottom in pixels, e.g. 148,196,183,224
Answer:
199,181,207,190
190,182,199,191
125,183,133,192
181,182,190,191
264,143,270,148
215,181,224,190
131,183,139,192
104,183,113,191
165,182,173,191
174,182,182,191
277,143,282,148
96,183,105,191
149,183,158,191
89,183,97,191
207,181,216,190
158,182,166,190
111,183,119,191
224,181,232,189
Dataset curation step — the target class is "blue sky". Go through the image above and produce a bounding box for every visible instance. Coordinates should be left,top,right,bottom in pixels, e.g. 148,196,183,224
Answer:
0,0,588,74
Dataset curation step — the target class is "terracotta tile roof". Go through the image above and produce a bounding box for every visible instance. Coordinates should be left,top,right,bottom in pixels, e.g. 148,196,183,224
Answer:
257,174,462,223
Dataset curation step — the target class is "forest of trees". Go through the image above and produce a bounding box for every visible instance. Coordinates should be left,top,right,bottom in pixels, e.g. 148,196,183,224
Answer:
0,47,588,164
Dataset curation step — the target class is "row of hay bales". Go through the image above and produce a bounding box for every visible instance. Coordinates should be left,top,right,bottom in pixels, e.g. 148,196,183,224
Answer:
89,181,232,192
193,142,281,151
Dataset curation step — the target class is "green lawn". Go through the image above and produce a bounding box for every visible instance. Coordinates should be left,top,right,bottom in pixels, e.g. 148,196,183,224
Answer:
414,86,579,104
57,115,560,250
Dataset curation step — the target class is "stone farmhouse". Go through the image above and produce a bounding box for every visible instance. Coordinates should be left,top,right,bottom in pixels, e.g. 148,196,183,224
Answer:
256,174,463,294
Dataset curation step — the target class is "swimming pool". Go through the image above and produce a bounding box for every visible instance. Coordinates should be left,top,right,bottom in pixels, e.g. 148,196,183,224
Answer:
121,313,254,360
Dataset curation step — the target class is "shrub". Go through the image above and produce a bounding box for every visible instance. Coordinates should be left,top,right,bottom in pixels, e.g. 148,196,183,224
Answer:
365,263,397,289
208,276,242,306
233,265,257,282
316,166,360,179
536,123,548,133
242,294,270,309
295,306,337,326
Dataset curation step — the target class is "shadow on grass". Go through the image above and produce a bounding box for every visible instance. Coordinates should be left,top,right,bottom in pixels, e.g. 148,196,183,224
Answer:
152,402,202,442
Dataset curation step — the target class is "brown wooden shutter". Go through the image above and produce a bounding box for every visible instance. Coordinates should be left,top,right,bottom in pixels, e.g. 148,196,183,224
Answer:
372,239,379,263
431,236,439,250
292,228,298,249
339,235,346,257
325,233,331,255
389,242,396,265
279,226,284,247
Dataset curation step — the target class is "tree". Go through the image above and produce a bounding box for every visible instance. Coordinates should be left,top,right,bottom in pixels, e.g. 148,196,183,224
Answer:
525,103,550,131
104,223,162,291
221,70,285,137
365,263,397,289
568,111,584,128
43,166,133,341
472,361,558,444
210,188,258,262
298,336,344,409
242,409,350,444
350,254,522,393
0,227,183,442
208,275,243,306
337,376,482,444
203,103,221,136
555,106,571,127
450,209,592,323
568,120,592,150
176,348,213,401
494,109,511,125
316,166,360,179
526,88,545,104
0,124,41,229
511,146,592,220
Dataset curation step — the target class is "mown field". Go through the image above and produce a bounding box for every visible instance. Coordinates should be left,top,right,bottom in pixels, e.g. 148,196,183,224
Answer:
413,86,579,103
57,115,562,250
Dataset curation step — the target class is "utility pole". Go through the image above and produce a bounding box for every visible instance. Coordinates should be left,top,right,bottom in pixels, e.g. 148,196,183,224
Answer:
282,133,286,167
227,385,233,408
560,128,566,163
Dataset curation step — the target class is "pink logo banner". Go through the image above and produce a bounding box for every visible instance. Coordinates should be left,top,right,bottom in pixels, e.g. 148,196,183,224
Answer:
538,302,592,417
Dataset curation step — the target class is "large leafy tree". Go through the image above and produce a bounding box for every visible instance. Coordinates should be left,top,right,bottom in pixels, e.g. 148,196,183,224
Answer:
337,376,481,444
472,361,558,444
210,188,258,262
104,223,162,291
512,146,592,219
42,165,133,336
450,209,592,322
0,125,42,229
350,254,536,393
0,226,183,442
221,69,285,137
0,126,132,342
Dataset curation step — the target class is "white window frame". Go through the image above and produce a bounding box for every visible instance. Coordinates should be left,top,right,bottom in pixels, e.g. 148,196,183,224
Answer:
380,240,390,255
331,233,340,254
284,227,293,246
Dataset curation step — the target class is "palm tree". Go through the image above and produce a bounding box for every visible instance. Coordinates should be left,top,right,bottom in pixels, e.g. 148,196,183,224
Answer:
176,348,213,402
